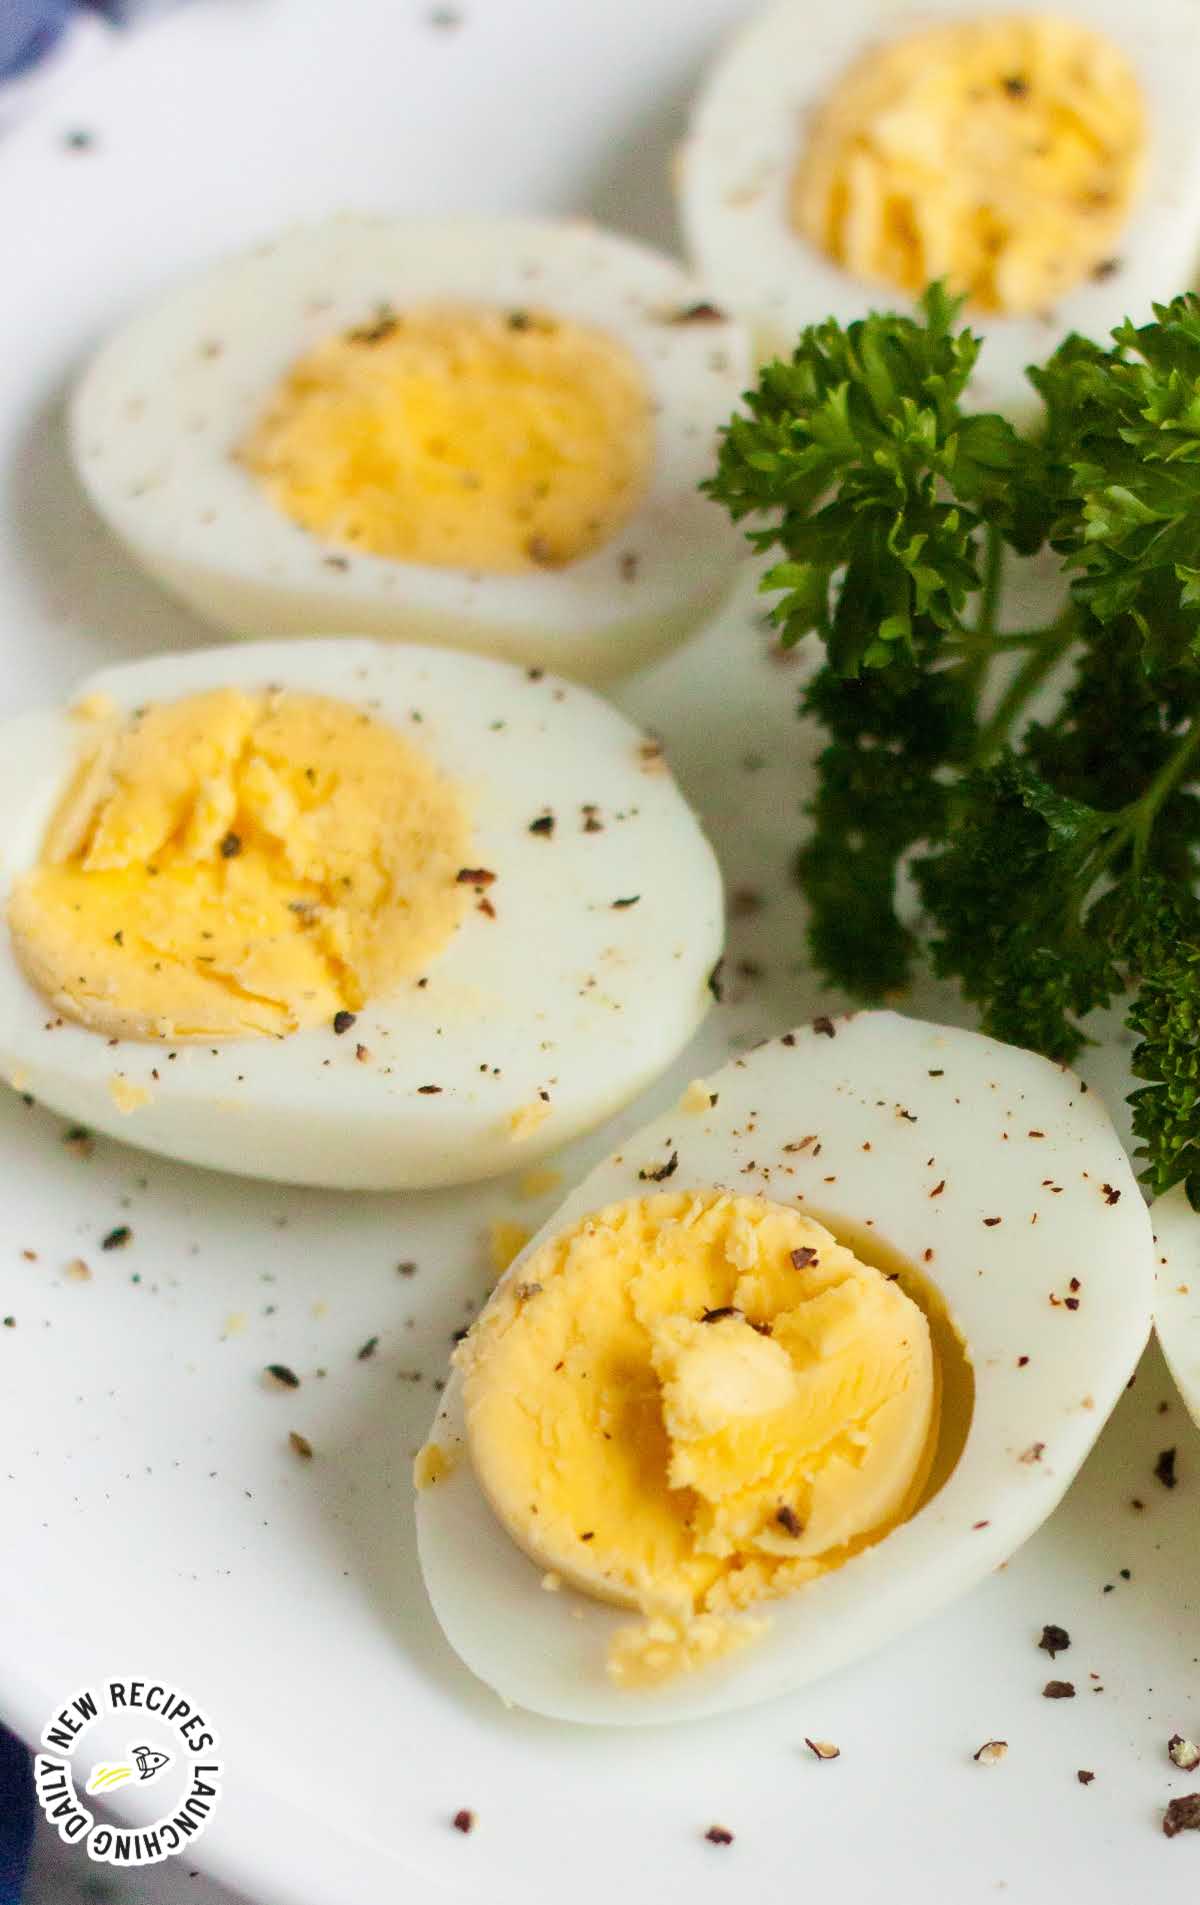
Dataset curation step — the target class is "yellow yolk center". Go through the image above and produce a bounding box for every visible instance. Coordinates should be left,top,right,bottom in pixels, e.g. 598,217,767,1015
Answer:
8,688,470,1040
240,303,655,573
456,1190,940,1682
791,14,1146,315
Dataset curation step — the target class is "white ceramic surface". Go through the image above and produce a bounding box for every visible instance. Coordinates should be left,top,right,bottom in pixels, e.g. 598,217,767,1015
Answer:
1,3,1199,1902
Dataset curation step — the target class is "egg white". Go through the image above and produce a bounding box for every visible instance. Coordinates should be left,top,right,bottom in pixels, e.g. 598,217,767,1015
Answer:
0,639,723,1189
69,216,752,683
677,0,1200,424
416,1009,1153,1724
1151,1184,1200,1430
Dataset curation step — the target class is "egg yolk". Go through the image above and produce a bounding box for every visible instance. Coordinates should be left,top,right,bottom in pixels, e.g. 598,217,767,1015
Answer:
240,303,655,574
8,687,469,1040
455,1189,939,1683
791,15,1145,315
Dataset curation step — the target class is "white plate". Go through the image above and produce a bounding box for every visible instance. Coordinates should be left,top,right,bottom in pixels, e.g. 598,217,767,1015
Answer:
0,4,1197,1902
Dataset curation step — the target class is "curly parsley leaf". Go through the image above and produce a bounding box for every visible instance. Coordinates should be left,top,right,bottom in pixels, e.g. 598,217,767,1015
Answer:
1120,880,1200,1204
708,286,1200,1204
799,663,976,998
1032,295,1200,676
706,286,1039,673
915,754,1126,1062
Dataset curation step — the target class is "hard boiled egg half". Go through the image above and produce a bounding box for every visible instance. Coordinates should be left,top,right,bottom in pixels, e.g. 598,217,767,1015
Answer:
678,0,1200,422
0,639,722,1189
70,217,752,683
1151,1185,1200,1431
416,1010,1153,1723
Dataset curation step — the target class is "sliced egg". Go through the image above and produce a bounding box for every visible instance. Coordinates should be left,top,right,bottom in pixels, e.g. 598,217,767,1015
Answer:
1151,1185,1200,1429
416,1010,1153,1723
0,639,722,1188
70,216,752,682
678,0,1200,422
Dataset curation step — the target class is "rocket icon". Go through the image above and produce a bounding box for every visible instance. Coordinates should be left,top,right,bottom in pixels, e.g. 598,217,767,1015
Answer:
131,1746,171,1782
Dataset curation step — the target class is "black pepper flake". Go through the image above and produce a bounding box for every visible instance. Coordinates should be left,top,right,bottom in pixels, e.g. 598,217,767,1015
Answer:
1077,1769,1095,1785
507,309,531,330
1002,72,1030,97
579,1531,595,1542
1101,1183,1121,1205
930,1180,946,1198
782,1032,797,1047
1092,258,1121,281
101,1225,132,1251
707,959,725,1003
790,1246,819,1270
397,1261,417,1277
1042,1680,1075,1699
332,1010,357,1036
812,1015,836,1038
671,301,727,324
1155,1446,1178,1489
528,813,555,837
612,895,640,909
452,1808,475,1835
456,867,496,887
1163,1795,1200,1838
266,1363,301,1389
775,1504,803,1536
419,1084,443,1095
983,1216,1002,1227
219,831,242,859
620,553,639,582
64,129,95,151
1038,1623,1070,1659
705,1826,734,1846
701,1306,740,1323
356,1336,380,1362
638,1150,679,1183
348,310,399,345
289,1430,314,1460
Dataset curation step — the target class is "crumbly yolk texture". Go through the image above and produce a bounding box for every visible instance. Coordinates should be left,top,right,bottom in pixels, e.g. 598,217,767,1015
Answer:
8,688,469,1040
791,15,1145,315
240,303,655,573
458,1190,938,1683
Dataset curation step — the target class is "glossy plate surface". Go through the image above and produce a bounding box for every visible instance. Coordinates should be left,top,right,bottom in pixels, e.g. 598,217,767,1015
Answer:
0,4,1197,1899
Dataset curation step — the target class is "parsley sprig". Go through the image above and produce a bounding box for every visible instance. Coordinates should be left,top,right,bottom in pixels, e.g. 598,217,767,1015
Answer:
707,287,1200,1206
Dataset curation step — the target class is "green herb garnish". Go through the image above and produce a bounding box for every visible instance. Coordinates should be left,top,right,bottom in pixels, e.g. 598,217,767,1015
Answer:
707,285,1200,1205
